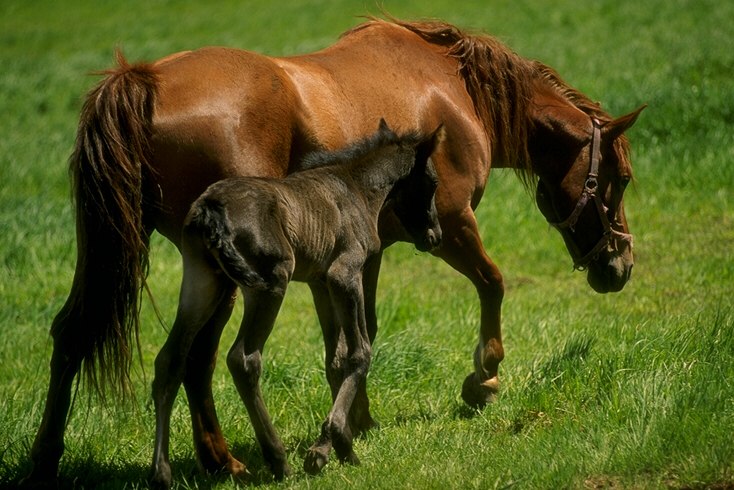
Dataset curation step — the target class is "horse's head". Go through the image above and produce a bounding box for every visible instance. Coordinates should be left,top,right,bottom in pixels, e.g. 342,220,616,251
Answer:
530,104,645,293
387,121,444,253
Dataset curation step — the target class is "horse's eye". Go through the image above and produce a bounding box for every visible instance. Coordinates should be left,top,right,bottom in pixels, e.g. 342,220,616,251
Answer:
620,176,631,189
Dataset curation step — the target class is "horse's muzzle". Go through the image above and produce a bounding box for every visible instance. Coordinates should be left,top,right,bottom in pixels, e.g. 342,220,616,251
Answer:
586,249,633,293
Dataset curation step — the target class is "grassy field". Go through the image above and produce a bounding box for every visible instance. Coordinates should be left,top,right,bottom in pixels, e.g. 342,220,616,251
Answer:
1,0,733,489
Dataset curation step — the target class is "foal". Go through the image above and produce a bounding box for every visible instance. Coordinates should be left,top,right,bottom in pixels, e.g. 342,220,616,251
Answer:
150,120,443,486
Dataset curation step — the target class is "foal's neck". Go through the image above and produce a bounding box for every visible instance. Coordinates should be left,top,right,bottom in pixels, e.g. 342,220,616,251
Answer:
342,151,413,206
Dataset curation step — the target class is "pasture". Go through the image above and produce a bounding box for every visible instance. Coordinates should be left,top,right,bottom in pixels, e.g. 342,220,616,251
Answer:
1,0,732,488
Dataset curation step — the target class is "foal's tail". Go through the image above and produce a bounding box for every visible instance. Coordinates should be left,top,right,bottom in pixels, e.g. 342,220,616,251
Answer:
53,50,159,399
187,198,269,291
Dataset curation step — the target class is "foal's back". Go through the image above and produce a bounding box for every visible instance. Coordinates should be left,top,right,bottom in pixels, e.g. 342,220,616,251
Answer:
187,168,378,290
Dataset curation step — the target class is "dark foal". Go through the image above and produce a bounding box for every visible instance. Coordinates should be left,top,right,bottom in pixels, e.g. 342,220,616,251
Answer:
149,120,443,487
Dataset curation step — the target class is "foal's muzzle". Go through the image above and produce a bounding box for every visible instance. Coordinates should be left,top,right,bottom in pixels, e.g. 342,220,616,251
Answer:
417,227,442,252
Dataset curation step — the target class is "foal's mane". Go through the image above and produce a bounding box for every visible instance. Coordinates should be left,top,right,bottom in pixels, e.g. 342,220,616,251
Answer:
300,124,422,171
343,16,632,187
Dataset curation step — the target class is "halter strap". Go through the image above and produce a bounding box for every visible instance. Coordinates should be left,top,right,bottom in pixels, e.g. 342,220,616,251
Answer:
548,118,633,270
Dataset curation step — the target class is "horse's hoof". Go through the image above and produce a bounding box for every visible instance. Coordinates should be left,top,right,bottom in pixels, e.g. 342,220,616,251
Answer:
304,446,330,475
227,456,253,483
461,373,498,409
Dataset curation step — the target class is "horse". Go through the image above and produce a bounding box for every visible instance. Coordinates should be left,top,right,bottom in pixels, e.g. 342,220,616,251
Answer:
150,120,443,486
22,15,644,487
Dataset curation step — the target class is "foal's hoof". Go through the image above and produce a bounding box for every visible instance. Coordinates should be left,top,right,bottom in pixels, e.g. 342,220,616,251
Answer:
304,446,330,475
461,373,498,409
339,450,361,467
349,411,379,436
270,461,291,482
148,464,173,490
18,474,57,490
148,474,172,490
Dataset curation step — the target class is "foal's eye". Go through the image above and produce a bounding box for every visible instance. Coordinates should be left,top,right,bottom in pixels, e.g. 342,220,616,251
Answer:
620,176,631,189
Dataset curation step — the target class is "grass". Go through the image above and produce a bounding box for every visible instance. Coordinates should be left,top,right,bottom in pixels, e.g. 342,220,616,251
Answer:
1,0,733,488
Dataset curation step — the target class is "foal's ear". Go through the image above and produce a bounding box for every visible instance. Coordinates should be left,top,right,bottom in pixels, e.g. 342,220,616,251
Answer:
415,123,446,167
378,117,391,133
601,104,647,140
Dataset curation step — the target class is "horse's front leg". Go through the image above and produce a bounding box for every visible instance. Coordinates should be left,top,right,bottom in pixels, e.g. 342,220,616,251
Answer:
182,285,249,482
304,273,371,475
226,287,290,481
434,207,504,408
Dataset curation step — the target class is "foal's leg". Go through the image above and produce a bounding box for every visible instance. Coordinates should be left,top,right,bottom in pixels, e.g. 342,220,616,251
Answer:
183,285,248,480
309,256,381,437
149,260,230,490
304,273,371,475
434,207,504,408
227,287,290,480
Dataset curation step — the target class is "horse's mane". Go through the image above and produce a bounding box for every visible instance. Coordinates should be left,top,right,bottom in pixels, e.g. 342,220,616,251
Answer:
343,16,632,187
532,62,632,161
300,124,423,171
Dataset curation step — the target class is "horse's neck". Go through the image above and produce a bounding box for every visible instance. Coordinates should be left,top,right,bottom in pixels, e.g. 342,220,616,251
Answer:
495,78,588,176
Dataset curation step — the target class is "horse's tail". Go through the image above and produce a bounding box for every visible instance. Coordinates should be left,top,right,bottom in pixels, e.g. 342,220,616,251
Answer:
54,49,159,400
186,197,269,290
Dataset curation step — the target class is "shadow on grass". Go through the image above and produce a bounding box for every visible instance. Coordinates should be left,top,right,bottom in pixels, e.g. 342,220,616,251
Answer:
1,440,288,489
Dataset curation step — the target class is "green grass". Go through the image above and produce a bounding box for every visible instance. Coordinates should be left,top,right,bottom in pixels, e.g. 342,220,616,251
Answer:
1,0,733,489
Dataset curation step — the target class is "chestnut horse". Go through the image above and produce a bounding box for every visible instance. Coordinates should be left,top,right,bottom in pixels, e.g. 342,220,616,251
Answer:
22,16,644,486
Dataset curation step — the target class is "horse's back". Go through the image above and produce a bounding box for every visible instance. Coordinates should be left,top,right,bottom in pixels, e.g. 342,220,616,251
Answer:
145,22,489,243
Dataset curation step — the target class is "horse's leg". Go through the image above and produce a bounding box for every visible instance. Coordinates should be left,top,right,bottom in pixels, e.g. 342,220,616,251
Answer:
19,302,81,489
434,207,504,408
226,287,291,481
304,274,370,475
149,259,230,490
308,253,380,436
182,284,249,481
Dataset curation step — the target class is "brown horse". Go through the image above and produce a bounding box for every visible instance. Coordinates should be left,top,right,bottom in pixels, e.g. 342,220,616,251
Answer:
22,15,644,487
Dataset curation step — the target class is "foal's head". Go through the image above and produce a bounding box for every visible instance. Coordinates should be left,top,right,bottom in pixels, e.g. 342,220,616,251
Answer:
381,120,444,252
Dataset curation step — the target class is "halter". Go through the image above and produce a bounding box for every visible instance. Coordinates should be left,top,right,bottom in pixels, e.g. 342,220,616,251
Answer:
547,118,634,270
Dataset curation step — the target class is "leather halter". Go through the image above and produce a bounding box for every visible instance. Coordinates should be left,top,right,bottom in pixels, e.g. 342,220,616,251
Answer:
547,118,634,270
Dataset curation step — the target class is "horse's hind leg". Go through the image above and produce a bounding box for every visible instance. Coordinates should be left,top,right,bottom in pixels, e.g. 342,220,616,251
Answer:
19,302,81,488
434,207,504,408
227,286,290,480
149,256,231,490
182,284,249,481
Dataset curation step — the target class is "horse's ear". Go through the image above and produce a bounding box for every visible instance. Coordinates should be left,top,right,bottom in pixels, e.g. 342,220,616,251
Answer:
415,123,445,167
601,104,647,140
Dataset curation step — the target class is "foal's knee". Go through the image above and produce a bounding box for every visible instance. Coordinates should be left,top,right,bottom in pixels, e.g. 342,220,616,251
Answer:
348,342,372,378
227,345,262,389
